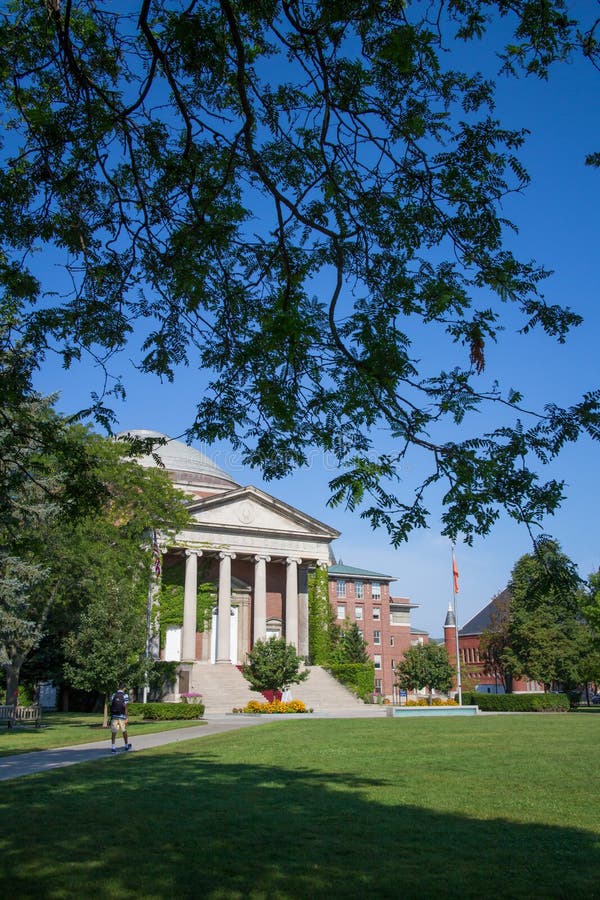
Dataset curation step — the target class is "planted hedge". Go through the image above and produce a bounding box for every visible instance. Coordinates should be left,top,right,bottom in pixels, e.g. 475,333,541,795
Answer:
462,692,569,712
326,662,374,698
127,701,205,719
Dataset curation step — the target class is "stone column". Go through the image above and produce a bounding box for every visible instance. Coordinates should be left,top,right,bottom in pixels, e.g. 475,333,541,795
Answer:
297,564,310,658
253,554,271,645
285,557,302,649
216,551,236,664
182,550,202,660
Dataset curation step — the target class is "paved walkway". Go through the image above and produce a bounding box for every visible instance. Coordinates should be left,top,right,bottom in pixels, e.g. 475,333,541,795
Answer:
0,708,387,782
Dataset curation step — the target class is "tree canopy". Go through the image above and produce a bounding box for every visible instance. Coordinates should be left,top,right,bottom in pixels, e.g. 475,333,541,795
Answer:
1,1,599,543
331,620,369,664
241,636,309,692
395,642,454,702
502,540,593,690
1,397,190,704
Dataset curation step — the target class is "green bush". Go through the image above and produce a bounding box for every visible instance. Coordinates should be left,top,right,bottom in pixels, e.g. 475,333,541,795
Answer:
461,692,569,712
128,701,205,719
327,662,374,698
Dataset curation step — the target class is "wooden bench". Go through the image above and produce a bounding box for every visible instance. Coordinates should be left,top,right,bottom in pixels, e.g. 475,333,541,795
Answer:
0,704,42,728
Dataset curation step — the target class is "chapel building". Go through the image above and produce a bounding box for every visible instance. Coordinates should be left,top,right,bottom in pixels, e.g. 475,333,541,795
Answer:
123,430,425,702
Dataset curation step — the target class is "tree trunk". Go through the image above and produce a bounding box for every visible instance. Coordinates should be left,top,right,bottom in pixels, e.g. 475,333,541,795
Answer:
4,657,25,705
427,687,433,706
102,693,109,728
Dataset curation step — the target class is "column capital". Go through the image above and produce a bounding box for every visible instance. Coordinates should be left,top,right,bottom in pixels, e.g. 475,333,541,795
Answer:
254,554,271,563
316,559,329,569
185,548,203,558
219,550,237,561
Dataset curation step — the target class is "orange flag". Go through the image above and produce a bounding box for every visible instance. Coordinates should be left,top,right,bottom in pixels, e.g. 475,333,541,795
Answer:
452,553,459,594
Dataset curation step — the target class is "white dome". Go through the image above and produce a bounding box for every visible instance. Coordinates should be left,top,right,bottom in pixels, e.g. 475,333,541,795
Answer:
117,429,239,487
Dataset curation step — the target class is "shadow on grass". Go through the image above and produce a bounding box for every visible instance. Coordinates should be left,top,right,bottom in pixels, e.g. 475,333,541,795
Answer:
0,746,598,899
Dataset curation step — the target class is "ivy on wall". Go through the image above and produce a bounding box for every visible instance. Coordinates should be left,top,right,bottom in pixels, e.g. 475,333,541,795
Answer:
158,558,216,647
308,566,336,665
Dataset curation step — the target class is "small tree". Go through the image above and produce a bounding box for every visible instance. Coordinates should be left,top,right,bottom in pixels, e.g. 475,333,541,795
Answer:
63,580,146,726
241,638,309,694
332,621,369,665
395,644,454,705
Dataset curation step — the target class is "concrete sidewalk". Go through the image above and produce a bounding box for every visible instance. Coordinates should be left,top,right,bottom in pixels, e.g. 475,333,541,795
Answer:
0,708,387,782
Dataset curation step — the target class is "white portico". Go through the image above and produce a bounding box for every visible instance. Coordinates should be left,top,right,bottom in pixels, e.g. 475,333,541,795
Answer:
120,430,339,668
173,484,338,663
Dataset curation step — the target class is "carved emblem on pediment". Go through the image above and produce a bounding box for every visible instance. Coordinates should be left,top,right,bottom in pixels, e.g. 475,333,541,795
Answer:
237,501,255,524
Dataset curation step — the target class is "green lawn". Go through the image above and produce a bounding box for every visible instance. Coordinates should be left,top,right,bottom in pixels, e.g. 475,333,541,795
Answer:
0,712,204,756
0,715,598,898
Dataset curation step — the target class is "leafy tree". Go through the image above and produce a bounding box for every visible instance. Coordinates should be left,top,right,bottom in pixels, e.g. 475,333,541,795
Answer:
331,621,369,665
2,421,190,705
395,643,454,704
0,387,112,703
63,578,146,726
241,637,309,693
503,540,592,690
479,590,516,693
580,570,600,636
1,2,599,544
0,557,50,704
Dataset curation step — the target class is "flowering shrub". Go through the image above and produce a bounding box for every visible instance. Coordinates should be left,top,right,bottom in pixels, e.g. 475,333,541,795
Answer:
405,698,458,707
233,699,310,714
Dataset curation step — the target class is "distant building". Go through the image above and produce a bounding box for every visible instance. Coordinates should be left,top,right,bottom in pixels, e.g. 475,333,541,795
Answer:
327,564,426,698
444,590,542,694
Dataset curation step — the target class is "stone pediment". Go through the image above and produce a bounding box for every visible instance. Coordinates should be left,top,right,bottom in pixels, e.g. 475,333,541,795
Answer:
186,485,339,539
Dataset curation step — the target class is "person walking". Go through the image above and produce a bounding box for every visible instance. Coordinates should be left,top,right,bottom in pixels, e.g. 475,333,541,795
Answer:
109,684,132,754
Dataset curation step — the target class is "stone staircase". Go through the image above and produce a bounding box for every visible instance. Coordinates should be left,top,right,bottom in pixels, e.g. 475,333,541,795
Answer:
292,666,370,713
188,663,382,716
187,663,262,714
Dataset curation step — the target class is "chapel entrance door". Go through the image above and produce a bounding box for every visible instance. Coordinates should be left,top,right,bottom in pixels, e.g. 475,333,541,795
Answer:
165,625,182,661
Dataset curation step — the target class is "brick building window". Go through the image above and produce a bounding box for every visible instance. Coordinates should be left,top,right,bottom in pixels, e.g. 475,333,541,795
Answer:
373,607,381,621
336,579,346,598
355,581,364,599
371,581,381,600
390,636,395,647
374,654,382,670
337,605,345,619
355,606,363,620
373,630,381,645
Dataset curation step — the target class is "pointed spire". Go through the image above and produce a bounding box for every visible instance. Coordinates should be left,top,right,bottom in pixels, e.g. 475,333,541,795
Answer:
444,603,456,628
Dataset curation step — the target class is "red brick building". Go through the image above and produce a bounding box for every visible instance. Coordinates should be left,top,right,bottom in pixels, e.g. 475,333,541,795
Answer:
444,590,542,694
327,564,426,699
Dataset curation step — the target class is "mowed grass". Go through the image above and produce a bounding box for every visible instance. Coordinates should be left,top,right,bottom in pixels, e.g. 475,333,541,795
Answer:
0,712,204,756
1,715,599,899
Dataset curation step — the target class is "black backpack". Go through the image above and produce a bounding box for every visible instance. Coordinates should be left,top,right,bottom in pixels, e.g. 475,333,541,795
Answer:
110,691,126,716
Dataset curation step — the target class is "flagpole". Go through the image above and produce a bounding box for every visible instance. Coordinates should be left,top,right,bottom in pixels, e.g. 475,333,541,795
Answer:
452,545,463,706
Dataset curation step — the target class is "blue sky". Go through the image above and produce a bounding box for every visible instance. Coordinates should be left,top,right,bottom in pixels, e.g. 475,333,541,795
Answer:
34,18,599,637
